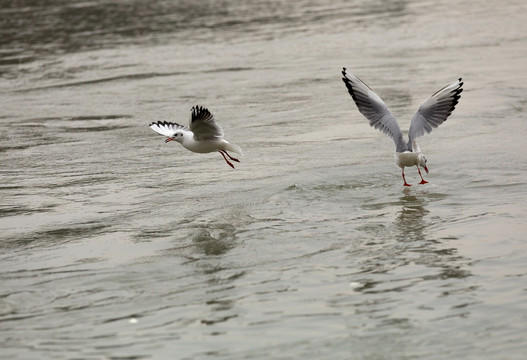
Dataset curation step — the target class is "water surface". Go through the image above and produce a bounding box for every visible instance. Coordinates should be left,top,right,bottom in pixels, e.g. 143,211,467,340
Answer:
1,0,527,359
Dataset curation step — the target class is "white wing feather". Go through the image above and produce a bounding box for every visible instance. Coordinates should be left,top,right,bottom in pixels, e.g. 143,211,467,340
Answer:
149,121,189,137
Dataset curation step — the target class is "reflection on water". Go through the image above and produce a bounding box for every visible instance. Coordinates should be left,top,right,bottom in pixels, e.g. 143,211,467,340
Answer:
192,224,237,256
395,191,430,242
0,0,411,66
345,189,478,346
1,0,223,60
353,189,473,296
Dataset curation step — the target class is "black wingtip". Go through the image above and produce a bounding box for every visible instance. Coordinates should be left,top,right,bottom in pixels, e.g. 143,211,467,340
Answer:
149,120,179,127
192,105,208,112
190,105,214,123
446,79,465,113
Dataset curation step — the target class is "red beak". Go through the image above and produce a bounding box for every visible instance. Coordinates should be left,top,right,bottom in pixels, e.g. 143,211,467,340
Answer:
424,165,429,174
165,137,174,143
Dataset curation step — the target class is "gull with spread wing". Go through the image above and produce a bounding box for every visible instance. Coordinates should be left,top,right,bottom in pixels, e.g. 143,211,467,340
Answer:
149,106,243,169
341,68,463,186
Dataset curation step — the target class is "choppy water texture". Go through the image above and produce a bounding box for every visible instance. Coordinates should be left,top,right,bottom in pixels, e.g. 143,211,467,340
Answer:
1,0,527,359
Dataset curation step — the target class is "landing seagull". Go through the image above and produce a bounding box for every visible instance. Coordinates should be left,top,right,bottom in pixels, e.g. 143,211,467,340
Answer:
149,106,243,169
341,68,463,186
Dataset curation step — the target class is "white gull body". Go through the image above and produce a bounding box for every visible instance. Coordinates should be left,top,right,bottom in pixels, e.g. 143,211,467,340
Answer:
341,68,463,186
149,106,243,168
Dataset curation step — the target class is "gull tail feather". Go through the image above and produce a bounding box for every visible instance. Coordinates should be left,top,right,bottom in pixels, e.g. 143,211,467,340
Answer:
223,142,243,156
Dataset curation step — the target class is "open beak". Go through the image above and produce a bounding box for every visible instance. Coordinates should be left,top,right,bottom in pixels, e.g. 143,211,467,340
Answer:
165,137,174,143
424,165,429,174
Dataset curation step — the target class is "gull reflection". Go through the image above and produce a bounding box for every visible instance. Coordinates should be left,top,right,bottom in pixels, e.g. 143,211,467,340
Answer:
192,225,237,257
394,191,430,242
393,190,472,280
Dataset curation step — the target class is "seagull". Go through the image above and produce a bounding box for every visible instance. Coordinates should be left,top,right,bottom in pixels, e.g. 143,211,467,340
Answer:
149,105,243,169
341,68,463,186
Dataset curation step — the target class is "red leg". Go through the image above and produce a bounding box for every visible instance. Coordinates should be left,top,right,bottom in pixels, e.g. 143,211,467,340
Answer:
223,151,240,163
219,151,235,169
402,168,411,187
417,167,428,185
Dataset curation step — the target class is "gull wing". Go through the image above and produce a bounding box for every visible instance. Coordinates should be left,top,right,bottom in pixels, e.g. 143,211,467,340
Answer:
408,78,463,144
189,106,224,140
149,121,189,137
342,68,407,152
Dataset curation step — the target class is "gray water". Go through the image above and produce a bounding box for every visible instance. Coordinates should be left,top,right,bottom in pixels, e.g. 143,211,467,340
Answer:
1,0,527,359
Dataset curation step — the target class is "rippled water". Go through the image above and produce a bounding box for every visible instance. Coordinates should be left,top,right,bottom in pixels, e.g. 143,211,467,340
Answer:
1,0,527,359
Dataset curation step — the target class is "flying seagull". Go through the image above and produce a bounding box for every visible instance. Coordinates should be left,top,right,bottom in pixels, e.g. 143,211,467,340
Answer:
341,68,463,186
149,105,242,169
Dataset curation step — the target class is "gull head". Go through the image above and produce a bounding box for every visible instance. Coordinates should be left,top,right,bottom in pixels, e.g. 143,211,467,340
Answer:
165,132,185,144
418,154,429,174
